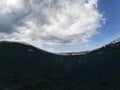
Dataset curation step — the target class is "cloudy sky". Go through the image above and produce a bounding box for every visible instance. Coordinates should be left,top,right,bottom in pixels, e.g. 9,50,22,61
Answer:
0,0,120,52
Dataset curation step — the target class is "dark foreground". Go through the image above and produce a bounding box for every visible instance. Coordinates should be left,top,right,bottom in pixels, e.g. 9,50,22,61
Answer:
0,41,120,90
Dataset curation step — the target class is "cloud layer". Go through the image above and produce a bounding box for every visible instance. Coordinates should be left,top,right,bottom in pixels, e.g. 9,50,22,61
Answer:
0,0,104,46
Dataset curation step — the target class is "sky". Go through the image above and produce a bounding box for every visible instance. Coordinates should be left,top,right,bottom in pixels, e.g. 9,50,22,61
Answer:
0,0,120,53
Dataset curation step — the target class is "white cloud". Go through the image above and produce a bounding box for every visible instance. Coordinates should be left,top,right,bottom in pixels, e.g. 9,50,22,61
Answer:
0,0,104,46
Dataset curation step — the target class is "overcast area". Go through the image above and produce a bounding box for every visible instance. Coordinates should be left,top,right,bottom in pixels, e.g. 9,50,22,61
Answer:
0,0,104,51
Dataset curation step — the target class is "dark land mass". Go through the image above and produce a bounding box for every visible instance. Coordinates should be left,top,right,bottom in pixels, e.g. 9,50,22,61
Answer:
0,39,120,90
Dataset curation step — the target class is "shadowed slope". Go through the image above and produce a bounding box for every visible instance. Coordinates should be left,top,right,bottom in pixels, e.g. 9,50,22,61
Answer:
0,40,120,89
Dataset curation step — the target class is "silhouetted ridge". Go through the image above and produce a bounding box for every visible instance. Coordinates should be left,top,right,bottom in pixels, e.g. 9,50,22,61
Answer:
0,41,50,54
0,39,120,89
89,38,120,55
0,41,61,73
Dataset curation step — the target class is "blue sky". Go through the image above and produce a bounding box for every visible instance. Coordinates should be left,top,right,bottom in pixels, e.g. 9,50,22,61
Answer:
97,0,120,43
44,0,120,52
0,0,120,52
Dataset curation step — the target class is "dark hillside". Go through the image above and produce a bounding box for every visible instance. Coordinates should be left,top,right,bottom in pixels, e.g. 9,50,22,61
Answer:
0,40,120,89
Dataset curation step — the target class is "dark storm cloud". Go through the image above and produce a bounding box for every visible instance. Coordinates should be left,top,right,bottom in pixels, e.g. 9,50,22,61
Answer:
0,0,30,33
